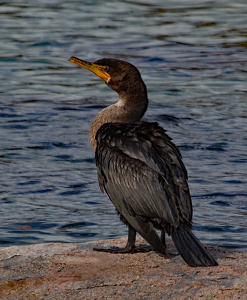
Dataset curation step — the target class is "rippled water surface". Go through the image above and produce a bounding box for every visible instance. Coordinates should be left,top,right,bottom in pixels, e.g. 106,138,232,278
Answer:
0,0,247,250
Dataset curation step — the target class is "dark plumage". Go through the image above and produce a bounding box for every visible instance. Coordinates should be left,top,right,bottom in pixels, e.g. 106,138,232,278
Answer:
69,56,218,267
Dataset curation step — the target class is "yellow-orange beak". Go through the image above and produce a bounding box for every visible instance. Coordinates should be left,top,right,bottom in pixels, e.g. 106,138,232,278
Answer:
69,57,110,82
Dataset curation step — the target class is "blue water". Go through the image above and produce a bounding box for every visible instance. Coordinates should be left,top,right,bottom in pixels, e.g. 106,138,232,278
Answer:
0,0,247,250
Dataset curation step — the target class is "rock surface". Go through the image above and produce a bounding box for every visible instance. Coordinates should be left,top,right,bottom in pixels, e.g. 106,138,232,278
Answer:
0,237,246,300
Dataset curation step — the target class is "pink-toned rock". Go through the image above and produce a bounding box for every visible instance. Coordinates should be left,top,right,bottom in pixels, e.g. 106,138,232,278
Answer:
0,237,246,299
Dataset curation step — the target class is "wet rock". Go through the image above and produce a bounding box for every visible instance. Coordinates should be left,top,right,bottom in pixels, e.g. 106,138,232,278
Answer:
0,238,246,299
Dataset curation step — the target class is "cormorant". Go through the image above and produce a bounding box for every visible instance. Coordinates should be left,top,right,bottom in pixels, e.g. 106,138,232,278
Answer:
69,56,218,267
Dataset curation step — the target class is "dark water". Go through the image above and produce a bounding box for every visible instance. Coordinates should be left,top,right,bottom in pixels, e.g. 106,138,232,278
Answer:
0,0,247,250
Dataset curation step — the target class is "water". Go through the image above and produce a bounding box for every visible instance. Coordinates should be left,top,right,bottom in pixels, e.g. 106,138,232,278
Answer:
0,0,247,250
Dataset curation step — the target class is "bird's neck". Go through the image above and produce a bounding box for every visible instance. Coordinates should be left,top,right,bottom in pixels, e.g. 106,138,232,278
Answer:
89,88,148,151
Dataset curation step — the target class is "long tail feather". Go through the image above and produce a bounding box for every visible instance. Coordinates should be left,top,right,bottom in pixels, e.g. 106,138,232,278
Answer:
171,228,218,267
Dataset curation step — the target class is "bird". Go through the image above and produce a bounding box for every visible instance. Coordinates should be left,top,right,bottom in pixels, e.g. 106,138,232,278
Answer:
69,56,218,267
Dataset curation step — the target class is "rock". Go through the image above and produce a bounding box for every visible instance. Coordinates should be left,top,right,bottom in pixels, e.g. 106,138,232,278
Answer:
0,237,246,299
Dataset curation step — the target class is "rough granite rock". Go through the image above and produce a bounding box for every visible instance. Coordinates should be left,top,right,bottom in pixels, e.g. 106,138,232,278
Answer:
0,237,246,300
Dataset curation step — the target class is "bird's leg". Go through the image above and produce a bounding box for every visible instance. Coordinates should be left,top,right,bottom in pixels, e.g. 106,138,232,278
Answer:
161,230,166,248
161,229,178,256
123,224,137,252
93,224,153,253
93,224,136,253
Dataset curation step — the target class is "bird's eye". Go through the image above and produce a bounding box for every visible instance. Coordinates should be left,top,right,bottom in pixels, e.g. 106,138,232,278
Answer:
103,66,109,72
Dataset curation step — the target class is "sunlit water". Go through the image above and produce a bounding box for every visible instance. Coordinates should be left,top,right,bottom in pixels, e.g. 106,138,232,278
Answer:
0,0,247,250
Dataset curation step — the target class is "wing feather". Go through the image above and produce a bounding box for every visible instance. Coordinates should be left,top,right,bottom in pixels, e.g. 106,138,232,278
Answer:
95,121,192,231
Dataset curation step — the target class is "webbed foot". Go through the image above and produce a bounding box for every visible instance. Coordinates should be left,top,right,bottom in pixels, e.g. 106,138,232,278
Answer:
93,245,136,253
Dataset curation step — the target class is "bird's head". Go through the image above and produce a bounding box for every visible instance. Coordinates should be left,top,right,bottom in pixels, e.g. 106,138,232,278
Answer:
69,57,144,94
